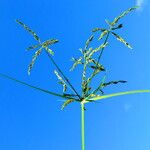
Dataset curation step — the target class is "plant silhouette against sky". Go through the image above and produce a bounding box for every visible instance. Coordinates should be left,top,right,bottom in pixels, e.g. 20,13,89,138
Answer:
1,6,150,150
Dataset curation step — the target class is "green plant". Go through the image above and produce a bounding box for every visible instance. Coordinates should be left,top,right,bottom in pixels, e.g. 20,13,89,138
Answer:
1,6,150,150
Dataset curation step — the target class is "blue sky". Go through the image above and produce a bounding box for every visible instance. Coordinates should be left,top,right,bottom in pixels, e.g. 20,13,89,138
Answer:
0,0,150,150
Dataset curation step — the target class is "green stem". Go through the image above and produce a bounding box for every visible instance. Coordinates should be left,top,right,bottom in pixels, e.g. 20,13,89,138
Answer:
81,103,85,150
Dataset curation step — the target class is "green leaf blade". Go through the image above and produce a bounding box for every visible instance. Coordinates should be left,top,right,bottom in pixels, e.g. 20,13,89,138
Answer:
89,90,150,101
0,73,69,99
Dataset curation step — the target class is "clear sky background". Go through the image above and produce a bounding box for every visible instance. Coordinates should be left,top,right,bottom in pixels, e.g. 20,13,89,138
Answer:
0,0,150,150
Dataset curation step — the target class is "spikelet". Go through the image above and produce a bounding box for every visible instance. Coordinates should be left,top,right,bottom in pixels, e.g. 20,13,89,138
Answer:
28,47,43,75
45,47,54,55
90,65,105,71
88,58,105,71
70,57,83,71
16,20,40,42
111,24,123,30
92,28,106,32
98,30,108,40
54,70,67,92
88,42,108,58
111,6,138,26
85,35,94,49
111,32,132,49
101,80,127,87
42,39,59,47
84,47,93,57
88,93,101,99
61,99,75,110
26,44,41,50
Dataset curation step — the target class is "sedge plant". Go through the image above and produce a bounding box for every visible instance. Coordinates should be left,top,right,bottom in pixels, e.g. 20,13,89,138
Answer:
1,6,150,150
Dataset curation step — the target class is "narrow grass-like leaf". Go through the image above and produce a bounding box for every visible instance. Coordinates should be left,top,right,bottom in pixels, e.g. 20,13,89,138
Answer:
111,6,138,26
54,70,67,92
111,32,132,49
61,99,75,110
28,47,43,75
0,73,71,99
89,90,150,101
16,20,40,42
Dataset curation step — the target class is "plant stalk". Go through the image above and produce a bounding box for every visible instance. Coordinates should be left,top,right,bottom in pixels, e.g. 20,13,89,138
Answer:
81,103,85,150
